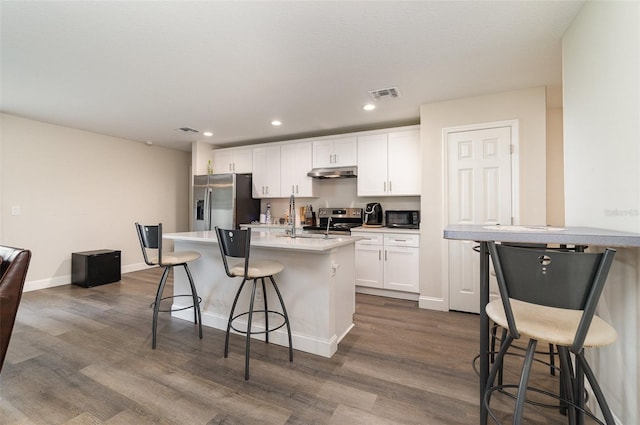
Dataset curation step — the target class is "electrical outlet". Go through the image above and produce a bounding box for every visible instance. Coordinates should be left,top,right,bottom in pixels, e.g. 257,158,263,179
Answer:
331,263,340,277
11,206,21,216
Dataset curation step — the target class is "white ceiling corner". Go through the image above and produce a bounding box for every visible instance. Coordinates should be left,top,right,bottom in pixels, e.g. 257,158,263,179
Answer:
0,1,585,151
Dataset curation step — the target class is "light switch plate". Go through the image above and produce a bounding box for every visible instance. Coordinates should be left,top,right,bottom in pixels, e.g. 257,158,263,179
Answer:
11,206,20,215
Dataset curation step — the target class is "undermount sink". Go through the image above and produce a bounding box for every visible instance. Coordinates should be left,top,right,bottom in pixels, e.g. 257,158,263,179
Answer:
276,233,343,240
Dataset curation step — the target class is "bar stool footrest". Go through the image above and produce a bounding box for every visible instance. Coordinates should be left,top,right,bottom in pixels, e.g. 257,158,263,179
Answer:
485,384,604,425
230,310,288,335
150,294,202,313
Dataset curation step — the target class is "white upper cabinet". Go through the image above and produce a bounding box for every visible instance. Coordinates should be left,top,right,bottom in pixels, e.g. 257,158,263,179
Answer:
387,130,421,195
204,126,419,198
356,134,388,196
281,141,317,197
312,137,357,168
252,145,281,198
212,147,252,174
357,129,420,196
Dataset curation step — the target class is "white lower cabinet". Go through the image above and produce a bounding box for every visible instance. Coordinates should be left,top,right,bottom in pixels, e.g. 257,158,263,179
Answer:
383,234,420,292
355,232,419,293
355,233,385,288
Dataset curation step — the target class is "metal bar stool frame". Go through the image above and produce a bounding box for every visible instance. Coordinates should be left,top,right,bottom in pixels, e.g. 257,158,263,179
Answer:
135,222,203,349
485,241,617,425
215,226,293,380
480,243,587,414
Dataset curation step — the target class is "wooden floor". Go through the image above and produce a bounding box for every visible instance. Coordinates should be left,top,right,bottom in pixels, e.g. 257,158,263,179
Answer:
1,268,577,424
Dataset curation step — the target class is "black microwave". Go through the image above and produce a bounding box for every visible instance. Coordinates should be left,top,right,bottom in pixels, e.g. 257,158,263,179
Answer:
385,210,420,229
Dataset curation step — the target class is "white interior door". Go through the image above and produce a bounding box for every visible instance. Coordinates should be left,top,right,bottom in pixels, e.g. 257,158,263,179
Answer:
448,126,513,313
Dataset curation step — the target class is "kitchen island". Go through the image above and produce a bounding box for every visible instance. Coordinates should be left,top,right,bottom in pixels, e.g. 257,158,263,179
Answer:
163,230,362,357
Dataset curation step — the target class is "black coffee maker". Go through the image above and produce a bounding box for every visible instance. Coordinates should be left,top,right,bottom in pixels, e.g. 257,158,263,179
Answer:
363,203,383,226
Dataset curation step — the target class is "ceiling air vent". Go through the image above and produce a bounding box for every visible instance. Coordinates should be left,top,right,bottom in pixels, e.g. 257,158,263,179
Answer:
176,127,199,133
368,87,400,101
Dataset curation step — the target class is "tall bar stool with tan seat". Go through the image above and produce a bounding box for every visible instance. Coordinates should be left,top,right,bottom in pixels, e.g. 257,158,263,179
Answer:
486,243,564,397
135,223,202,349
215,226,293,380
485,241,617,425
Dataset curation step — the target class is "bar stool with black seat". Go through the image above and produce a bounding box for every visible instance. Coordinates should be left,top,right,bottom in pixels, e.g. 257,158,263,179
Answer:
485,241,617,425
215,226,293,380
135,223,203,349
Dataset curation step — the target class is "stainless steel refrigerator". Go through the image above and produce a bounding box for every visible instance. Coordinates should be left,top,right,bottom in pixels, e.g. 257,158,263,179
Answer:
192,173,260,231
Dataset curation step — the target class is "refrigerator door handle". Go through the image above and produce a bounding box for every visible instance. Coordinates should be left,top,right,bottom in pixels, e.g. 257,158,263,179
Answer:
205,187,212,230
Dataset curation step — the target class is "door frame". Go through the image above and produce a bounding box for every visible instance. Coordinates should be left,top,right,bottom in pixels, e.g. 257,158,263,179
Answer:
441,120,520,311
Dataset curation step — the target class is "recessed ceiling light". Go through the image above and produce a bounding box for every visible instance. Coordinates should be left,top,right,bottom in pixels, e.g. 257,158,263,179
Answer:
145,140,153,145
363,103,376,111
271,120,282,126
203,131,213,137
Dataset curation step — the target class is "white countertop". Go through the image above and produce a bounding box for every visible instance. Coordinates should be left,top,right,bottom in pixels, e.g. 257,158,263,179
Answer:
443,224,640,247
164,231,363,252
240,223,305,231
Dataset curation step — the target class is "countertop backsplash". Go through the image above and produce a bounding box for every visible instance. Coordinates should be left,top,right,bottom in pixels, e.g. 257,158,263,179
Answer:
257,178,420,224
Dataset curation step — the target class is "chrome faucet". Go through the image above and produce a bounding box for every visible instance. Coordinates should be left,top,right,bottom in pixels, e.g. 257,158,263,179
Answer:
325,217,332,239
289,194,296,238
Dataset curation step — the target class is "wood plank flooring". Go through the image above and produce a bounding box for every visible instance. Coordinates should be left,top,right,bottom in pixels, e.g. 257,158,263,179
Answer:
1,268,577,424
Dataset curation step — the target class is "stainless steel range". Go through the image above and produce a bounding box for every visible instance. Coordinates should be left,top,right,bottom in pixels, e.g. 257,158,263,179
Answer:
303,207,363,235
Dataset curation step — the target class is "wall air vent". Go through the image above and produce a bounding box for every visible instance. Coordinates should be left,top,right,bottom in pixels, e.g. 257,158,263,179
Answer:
368,87,400,101
176,127,199,133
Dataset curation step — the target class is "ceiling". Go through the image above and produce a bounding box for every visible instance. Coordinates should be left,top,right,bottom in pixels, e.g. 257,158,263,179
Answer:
1,1,584,152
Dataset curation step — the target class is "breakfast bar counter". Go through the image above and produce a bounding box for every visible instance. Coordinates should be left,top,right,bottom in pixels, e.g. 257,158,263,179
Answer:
163,231,362,357
443,224,640,425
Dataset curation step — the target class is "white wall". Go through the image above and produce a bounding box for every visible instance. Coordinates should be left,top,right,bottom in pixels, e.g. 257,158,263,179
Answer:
546,107,565,226
419,86,547,310
0,113,191,291
192,140,214,176
563,2,640,423
564,4,640,234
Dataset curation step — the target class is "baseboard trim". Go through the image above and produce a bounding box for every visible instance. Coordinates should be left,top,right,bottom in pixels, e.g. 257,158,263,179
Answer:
418,295,448,311
584,381,624,425
355,286,419,301
24,274,71,292
173,305,340,358
23,262,152,293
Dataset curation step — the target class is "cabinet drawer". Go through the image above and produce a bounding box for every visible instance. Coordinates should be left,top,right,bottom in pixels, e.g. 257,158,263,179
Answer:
355,233,383,246
384,234,419,247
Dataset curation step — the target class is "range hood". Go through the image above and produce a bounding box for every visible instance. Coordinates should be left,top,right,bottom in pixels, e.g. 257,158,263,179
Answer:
307,166,357,179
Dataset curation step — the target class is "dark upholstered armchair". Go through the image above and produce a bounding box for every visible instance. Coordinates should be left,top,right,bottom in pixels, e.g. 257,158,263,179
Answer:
0,245,32,373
